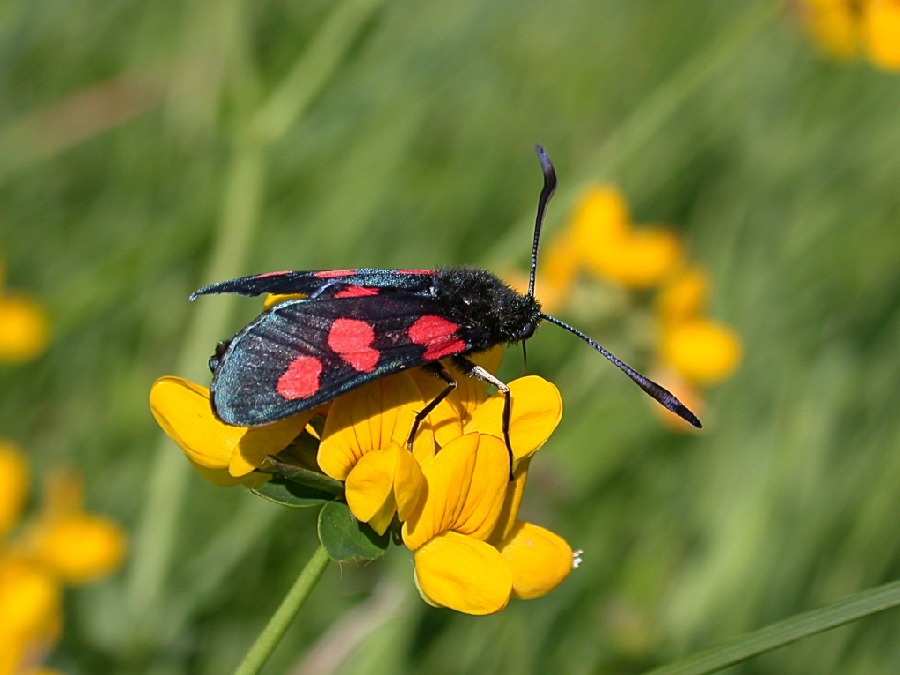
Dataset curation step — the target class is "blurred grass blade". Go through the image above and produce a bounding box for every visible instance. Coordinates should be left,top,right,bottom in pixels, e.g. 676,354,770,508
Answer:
125,0,388,646
648,580,900,675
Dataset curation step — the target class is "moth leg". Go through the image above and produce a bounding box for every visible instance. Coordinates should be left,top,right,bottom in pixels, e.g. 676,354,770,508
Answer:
451,355,514,480
408,362,457,451
208,340,231,374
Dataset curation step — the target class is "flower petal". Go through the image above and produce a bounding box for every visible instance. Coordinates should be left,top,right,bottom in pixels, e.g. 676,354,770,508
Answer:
467,376,562,462
452,435,509,540
490,457,531,543
659,318,742,385
0,293,50,362
229,413,316,478
393,444,426,522
345,446,396,530
865,0,900,70
568,185,631,256
0,555,61,646
413,531,512,615
587,227,683,289
149,376,307,485
318,374,422,480
408,347,505,447
498,521,573,600
403,434,477,550
657,266,708,323
29,514,127,584
402,434,508,550
263,292,307,309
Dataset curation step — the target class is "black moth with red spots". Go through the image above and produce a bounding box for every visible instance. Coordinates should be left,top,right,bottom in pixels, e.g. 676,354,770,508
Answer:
191,145,701,466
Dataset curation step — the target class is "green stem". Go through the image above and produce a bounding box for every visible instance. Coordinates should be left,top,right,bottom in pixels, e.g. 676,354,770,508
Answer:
233,545,332,675
648,580,900,675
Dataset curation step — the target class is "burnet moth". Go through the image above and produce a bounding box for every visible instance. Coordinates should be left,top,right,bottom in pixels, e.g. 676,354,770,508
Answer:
191,145,701,469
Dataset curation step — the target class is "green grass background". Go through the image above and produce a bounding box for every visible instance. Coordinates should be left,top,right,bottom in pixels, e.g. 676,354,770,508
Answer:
2,0,898,672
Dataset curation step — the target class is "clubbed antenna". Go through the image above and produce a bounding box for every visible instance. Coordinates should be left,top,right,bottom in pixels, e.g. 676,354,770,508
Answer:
541,313,702,428
528,144,557,299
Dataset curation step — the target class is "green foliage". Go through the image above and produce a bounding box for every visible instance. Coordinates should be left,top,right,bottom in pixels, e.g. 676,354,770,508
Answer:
1,0,898,673
318,502,390,563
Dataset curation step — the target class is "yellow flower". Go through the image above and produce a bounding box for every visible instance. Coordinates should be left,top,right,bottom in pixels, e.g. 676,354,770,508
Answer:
317,372,428,534
14,472,128,586
0,445,125,673
150,376,315,486
402,434,514,614
567,185,683,289
406,348,561,462
0,555,61,674
464,376,563,466
657,266,709,324
659,318,742,385
489,457,574,600
28,514,126,585
0,293,50,363
864,0,900,69
655,265,742,398
0,442,28,538
402,433,573,614
399,367,566,614
799,0,861,59
799,0,900,70
569,185,631,246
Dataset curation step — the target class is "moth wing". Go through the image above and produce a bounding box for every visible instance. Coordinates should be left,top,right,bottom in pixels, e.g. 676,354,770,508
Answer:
211,292,472,426
191,269,436,300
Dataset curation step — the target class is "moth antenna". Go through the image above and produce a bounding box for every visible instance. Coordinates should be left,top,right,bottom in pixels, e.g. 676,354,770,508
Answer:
528,144,557,299
540,313,702,428
520,340,528,376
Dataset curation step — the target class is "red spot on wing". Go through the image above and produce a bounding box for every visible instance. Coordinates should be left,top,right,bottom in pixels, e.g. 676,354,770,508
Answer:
408,315,467,360
277,356,323,400
314,269,357,278
257,270,292,278
328,318,379,372
396,269,434,274
334,285,379,298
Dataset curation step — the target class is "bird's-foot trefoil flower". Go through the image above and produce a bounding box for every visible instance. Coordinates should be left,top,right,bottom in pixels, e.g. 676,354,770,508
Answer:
151,345,575,615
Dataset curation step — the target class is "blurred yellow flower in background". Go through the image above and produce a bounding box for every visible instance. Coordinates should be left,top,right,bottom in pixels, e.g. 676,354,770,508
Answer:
656,267,742,386
799,0,900,70
865,0,900,68
554,185,684,292
0,252,49,363
0,444,126,674
658,318,742,386
527,186,742,431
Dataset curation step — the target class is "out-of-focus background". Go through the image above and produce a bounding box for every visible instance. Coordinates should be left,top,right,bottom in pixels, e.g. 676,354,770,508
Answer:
1,0,898,672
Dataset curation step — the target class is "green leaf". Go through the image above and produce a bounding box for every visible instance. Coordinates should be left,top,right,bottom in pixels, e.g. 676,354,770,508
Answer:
648,580,900,675
251,478,337,508
317,501,390,562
